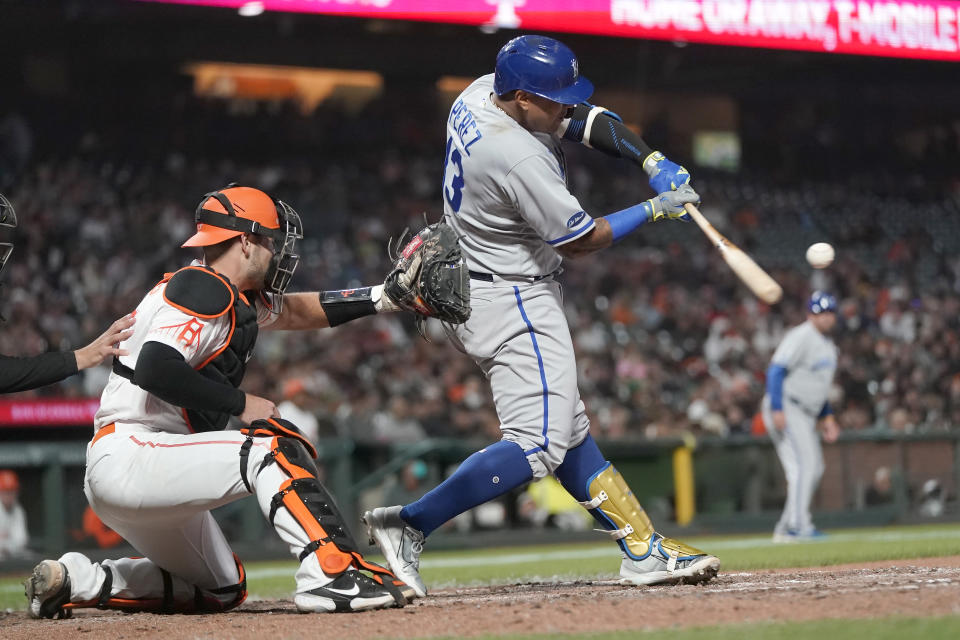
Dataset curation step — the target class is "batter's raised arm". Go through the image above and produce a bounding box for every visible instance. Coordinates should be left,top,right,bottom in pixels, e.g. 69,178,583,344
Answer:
559,103,691,194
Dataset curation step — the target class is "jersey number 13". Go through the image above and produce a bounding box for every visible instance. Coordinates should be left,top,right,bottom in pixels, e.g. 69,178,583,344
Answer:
443,136,465,213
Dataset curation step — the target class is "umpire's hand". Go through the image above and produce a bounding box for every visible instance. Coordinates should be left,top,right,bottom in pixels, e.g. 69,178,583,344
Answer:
240,393,280,425
74,313,136,371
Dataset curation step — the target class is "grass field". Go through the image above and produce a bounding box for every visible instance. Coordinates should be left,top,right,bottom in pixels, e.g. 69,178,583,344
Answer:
3,522,960,638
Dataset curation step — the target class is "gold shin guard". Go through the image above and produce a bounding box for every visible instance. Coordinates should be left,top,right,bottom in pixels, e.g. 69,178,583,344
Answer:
579,464,704,561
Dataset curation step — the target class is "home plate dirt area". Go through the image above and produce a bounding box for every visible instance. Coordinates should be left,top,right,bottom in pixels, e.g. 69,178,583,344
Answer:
3,557,959,640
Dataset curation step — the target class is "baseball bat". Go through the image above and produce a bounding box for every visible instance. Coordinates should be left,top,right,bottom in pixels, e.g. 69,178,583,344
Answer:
683,203,783,305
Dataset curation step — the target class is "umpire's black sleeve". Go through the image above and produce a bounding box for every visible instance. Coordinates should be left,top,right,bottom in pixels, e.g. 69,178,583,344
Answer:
133,341,246,415
0,351,78,394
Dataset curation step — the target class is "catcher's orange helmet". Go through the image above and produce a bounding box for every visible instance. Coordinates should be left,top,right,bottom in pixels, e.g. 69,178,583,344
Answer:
183,184,303,311
182,186,283,248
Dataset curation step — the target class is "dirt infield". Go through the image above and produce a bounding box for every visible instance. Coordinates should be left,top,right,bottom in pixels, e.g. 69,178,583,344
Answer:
3,557,959,639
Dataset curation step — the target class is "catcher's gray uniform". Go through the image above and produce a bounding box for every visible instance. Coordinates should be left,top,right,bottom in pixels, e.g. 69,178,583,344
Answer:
762,319,838,537
443,74,595,477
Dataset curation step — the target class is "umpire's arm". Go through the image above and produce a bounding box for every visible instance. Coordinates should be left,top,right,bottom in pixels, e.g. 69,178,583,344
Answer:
0,352,78,394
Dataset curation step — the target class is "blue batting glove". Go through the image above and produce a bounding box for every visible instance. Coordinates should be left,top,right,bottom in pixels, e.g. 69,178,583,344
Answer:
643,151,691,193
641,184,700,222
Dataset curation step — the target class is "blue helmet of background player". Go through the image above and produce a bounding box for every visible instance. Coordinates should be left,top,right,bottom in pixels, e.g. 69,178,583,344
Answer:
0,193,16,279
808,291,838,314
494,35,594,105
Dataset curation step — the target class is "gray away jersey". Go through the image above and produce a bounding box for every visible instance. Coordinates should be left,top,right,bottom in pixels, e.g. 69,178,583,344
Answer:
771,320,838,414
441,74,595,277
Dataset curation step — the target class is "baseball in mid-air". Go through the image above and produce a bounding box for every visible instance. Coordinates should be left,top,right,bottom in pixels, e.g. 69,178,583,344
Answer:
806,242,835,269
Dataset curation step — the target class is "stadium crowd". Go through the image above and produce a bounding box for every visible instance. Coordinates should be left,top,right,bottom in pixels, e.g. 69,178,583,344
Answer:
1,93,959,444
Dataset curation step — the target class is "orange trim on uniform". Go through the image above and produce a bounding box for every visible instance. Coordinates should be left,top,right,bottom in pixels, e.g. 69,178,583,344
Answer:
127,435,263,449
258,289,274,312
63,597,167,612
91,423,116,446
195,307,237,370
181,407,196,434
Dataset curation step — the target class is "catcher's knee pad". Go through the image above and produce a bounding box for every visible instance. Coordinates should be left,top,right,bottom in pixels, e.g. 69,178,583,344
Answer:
579,463,658,560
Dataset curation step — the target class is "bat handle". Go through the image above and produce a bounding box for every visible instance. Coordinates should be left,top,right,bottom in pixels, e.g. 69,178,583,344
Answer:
683,203,724,248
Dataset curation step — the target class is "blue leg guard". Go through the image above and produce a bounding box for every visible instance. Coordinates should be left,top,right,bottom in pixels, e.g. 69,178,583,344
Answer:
401,440,532,537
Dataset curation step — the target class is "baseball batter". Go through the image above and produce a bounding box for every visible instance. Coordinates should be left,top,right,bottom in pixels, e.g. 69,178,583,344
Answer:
763,291,840,542
24,185,419,618
364,35,719,596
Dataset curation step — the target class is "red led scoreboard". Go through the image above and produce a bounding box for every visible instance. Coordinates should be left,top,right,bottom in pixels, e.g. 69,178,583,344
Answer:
139,1,960,61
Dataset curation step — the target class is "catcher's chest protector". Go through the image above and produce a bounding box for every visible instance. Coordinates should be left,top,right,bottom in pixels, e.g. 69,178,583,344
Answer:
163,266,260,432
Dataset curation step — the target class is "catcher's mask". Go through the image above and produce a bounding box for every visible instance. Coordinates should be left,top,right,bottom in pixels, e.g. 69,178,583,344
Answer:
183,185,303,312
0,193,16,279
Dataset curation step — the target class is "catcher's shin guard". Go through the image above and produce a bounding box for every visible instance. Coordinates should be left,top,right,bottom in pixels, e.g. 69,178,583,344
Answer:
60,555,246,615
579,463,704,562
256,431,409,604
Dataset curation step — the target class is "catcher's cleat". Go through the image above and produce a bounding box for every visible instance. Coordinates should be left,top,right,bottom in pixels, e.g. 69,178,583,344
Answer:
24,559,73,619
293,570,409,613
619,534,720,586
362,506,427,598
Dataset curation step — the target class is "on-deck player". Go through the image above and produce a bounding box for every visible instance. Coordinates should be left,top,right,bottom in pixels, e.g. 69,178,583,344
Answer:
364,35,720,597
24,185,418,618
763,291,840,542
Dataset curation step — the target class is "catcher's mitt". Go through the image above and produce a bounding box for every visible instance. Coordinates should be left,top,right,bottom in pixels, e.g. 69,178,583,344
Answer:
384,220,471,328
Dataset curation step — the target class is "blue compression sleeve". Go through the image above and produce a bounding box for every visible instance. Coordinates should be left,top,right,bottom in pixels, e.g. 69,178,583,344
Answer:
554,433,607,502
766,364,788,411
817,401,833,418
400,440,532,537
605,202,652,243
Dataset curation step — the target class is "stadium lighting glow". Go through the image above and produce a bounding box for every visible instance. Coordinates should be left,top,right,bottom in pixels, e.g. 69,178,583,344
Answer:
238,1,264,16
183,62,384,112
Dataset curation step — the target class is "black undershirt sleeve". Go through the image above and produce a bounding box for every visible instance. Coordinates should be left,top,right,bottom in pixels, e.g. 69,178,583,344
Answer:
562,103,654,167
132,341,246,416
0,351,78,394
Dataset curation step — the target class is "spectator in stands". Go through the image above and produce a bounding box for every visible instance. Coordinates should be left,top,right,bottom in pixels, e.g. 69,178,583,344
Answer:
864,466,894,506
276,377,320,444
384,460,430,507
0,469,29,560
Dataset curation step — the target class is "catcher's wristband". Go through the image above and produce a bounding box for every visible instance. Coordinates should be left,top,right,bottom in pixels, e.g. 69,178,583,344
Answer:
319,287,377,327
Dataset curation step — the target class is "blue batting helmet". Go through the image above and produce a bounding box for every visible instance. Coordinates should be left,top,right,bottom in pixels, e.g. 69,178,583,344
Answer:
493,35,594,105
808,291,838,314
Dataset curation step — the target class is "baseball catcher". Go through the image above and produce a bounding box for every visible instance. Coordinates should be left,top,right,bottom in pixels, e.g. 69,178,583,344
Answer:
24,185,417,619
383,219,471,332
